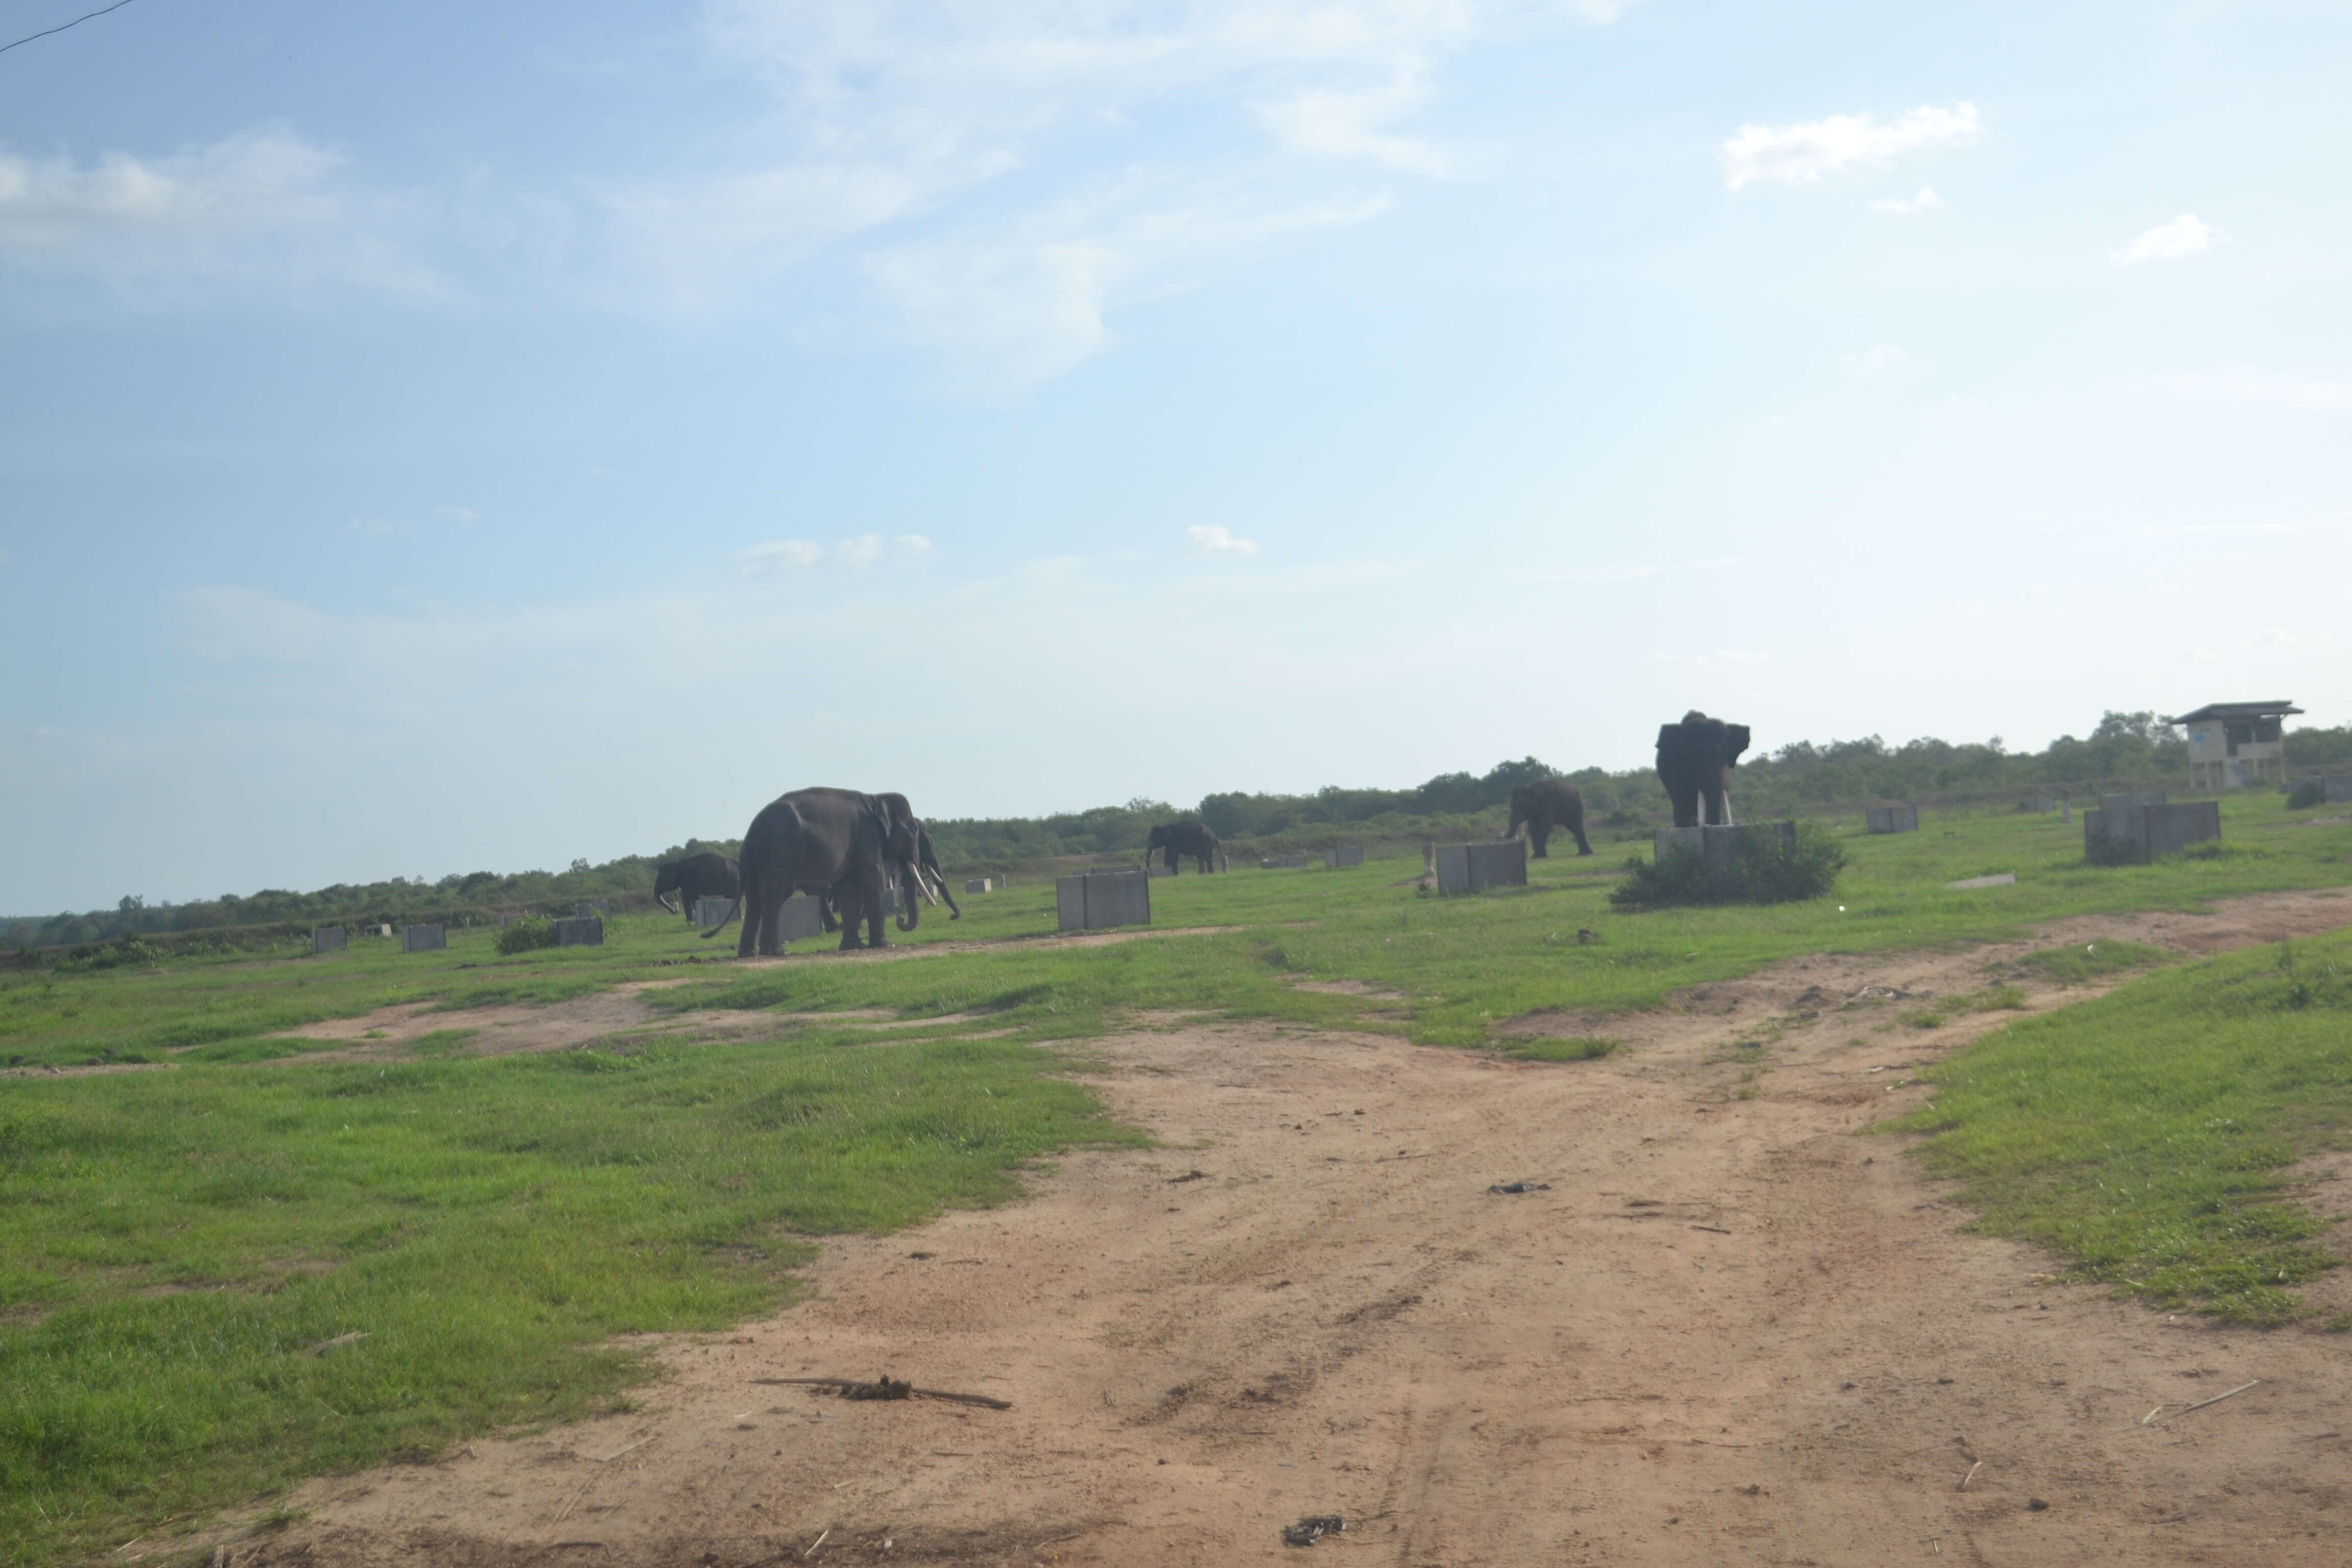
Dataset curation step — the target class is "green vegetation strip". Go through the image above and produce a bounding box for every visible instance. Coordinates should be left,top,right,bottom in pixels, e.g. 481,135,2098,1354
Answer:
0,1039,1137,1567
1899,932,2352,1325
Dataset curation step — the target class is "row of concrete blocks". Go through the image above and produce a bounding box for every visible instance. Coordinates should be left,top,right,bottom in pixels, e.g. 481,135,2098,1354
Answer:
2313,777,2352,803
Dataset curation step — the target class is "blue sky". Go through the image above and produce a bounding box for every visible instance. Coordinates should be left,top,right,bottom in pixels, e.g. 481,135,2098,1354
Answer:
3,0,2346,912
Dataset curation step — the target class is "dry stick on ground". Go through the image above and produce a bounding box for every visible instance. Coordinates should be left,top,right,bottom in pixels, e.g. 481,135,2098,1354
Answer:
752,1376,1013,1411
1956,1461,1982,1493
2176,1379,2262,1415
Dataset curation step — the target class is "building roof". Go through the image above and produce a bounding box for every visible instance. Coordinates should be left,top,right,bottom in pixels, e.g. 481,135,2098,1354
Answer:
2166,701,2304,725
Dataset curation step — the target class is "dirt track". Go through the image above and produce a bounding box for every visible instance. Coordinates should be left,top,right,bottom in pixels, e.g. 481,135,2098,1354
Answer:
211,890,2352,1567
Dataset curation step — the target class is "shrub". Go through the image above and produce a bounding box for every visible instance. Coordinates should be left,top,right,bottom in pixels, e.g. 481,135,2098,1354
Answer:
495,919,556,955
1607,822,1846,911
2286,778,2327,811
2082,830,2146,867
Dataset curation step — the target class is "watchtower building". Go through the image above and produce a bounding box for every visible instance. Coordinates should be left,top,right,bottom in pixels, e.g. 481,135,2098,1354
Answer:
2167,700,2301,790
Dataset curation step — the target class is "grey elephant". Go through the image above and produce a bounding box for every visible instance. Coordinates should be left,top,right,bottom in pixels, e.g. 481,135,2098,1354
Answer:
1145,820,1220,874
653,852,740,919
1654,711,1751,827
1504,778,1594,857
820,792,961,933
702,787,892,956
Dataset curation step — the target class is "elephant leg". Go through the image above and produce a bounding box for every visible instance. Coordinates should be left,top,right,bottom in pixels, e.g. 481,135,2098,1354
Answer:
1529,818,1550,859
1572,817,1595,855
1669,781,1700,828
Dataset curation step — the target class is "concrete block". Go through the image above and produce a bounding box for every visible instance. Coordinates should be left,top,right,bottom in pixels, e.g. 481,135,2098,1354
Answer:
2017,796,2059,813
1653,822,1797,865
2323,776,2352,803
375,924,394,938
2086,802,2220,861
1437,838,1528,894
2143,801,2221,857
774,895,826,943
310,926,347,955
964,878,995,894
552,916,603,947
1944,873,2017,890
402,924,446,953
693,897,736,926
1056,868,1152,932
2099,791,2167,814
1260,854,1309,870
1865,803,1919,834
1325,844,1365,869
497,914,522,929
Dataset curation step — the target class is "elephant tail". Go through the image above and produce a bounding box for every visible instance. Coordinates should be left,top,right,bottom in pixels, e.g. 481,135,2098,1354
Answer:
699,898,741,939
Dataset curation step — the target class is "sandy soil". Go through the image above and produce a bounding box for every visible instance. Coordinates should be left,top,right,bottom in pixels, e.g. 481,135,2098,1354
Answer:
167,891,2352,1565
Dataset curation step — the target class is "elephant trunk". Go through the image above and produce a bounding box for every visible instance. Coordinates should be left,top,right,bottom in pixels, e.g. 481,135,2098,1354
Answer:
895,869,919,932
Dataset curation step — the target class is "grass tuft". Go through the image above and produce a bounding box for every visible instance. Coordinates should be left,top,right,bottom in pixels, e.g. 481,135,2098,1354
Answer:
1495,1035,1619,1063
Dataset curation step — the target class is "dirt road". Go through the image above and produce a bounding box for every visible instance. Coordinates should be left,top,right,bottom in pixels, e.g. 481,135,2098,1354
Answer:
231,891,2352,1567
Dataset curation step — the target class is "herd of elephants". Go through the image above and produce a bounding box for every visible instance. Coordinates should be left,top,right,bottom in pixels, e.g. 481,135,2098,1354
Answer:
661,712,1753,958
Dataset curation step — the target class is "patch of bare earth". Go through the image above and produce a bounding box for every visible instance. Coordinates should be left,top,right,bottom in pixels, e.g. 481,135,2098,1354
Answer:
187,891,2352,1565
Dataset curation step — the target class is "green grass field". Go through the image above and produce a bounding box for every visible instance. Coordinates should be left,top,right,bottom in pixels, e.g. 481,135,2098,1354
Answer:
4,794,2350,1563
1901,930,2352,1324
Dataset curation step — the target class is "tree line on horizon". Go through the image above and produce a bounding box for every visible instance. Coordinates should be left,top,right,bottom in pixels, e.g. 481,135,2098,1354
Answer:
9,714,2350,953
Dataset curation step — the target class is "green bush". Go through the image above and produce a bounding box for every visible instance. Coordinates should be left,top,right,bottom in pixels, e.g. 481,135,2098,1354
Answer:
1606,822,1846,910
494,919,556,955
2286,778,2327,811
2082,829,2146,866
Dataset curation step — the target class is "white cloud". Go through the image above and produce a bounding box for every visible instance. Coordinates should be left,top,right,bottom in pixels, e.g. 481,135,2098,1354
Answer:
868,181,1388,386
1847,344,1907,374
1534,556,1739,583
435,506,481,522
1870,185,1944,215
2151,366,2351,414
1722,102,1981,191
1187,523,1259,556
2110,214,2220,267
0,127,438,299
1255,63,1447,174
737,533,935,575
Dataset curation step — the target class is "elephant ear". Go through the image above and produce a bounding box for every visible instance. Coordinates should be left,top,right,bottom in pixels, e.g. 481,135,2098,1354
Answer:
1724,724,1752,766
1655,723,1679,752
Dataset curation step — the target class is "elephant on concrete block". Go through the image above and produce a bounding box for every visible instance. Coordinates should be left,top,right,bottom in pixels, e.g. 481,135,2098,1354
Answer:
653,852,739,918
1655,711,1752,827
1504,778,1594,857
704,787,891,957
1146,820,1220,874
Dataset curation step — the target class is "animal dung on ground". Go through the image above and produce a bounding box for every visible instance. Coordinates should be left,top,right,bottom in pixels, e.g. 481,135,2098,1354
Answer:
401,923,446,953
1056,868,1150,932
551,916,604,947
1166,1169,1209,1184
1281,1515,1345,1547
1487,1181,1551,1194
310,926,348,955
1324,844,1365,868
1945,873,2018,890
1866,802,1920,834
1435,838,1528,895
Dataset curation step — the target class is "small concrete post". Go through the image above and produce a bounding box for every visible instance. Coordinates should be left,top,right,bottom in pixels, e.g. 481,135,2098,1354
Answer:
551,917,604,947
310,926,347,955
401,924,446,953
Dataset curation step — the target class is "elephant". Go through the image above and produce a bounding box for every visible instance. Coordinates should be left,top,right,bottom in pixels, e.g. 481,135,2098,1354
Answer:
819,793,961,934
1504,778,1594,857
1654,710,1752,828
653,852,739,919
1145,820,1220,874
702,787,892,957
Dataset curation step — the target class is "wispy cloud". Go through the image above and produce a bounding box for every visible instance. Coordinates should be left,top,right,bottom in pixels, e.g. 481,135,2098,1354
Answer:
2111,214,2220,267
2151,365,2350,414
1847,344,1907,374
738,533,935,575
1535,555,1739,583
1722,102,1980,191
1187,523,1259,556
0,127,439,301
1869,185,1944,215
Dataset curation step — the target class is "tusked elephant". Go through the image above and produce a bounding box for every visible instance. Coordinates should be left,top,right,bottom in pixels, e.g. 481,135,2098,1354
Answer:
820,793,961,934
1145,820,1220,874
653,852,739,919
1504,778,1594,857
1654,711,1752,827
702,787,892,957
